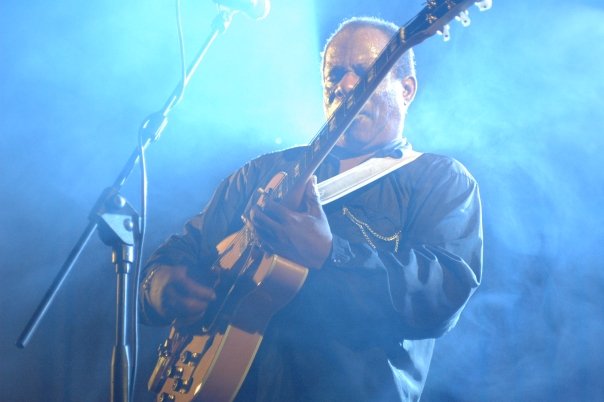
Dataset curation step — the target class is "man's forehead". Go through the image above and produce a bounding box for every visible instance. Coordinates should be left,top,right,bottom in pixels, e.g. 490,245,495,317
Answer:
324,26,390,63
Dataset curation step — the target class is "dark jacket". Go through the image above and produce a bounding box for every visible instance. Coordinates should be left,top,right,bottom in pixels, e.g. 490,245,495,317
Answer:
142,142,483,402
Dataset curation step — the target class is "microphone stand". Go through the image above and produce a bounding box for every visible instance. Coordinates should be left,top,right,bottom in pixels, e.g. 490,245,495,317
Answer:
16,8,238,402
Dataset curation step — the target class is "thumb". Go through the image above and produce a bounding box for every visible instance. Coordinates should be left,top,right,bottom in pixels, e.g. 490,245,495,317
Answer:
304,175,323,215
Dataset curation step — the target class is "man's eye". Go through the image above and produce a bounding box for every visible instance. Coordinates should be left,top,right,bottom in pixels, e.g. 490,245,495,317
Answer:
327,90,337,105
353,65,367,78
323,82,337,104
326,67,345,84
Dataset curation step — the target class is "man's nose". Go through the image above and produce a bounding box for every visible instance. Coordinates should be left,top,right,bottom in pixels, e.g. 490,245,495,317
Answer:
334,71,360,100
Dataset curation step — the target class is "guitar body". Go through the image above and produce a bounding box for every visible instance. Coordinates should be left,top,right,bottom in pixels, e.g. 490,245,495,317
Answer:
150,324,264,402
148,173,308,402
148,253,308,402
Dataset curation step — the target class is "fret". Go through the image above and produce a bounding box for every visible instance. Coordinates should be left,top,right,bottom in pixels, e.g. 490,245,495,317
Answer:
399,26,407,44
328,114,338,134
313,130,327,163
366,66,376,84
313,136,321,153
346,94,355,110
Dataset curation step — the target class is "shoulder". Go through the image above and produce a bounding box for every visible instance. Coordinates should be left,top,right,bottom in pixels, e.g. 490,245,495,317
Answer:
242,145,307,175
248,145,308,167
207,145,309,220
392,152,479,199
407,152,477,184
223,145,308,189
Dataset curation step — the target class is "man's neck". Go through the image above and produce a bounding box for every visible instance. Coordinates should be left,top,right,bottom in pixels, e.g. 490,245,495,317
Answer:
332,137,407,173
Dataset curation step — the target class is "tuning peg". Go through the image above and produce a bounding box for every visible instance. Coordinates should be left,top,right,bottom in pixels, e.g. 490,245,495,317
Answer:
436,24,451,42
455,10,471,27
475,0,493,11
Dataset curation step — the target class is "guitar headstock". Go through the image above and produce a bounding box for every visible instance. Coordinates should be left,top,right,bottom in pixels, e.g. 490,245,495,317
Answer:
404,0,492,44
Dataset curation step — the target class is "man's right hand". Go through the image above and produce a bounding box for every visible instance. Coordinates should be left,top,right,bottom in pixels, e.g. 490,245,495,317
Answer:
147,264,216,323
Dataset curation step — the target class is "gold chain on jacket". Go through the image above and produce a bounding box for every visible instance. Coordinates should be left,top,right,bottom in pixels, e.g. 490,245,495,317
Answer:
342,207,401,252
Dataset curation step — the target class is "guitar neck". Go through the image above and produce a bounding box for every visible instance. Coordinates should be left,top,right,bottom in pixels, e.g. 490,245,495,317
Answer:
278,0,477,209
278,28,410,208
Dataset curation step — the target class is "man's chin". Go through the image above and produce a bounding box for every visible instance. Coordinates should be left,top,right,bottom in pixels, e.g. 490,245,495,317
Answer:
336,133,375,156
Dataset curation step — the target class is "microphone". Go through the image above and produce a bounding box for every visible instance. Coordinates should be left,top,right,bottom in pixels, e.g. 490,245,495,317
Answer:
213,0,271,20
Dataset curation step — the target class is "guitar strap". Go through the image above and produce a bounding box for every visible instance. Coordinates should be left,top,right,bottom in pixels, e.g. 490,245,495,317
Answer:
318,147,423,205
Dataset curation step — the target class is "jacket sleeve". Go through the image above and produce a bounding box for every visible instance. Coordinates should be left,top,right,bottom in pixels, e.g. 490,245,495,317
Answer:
139,157,271,325
314,158,482,340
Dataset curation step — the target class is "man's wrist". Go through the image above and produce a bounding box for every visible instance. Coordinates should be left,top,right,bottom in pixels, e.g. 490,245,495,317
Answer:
328,234,354,267
140,264,173,326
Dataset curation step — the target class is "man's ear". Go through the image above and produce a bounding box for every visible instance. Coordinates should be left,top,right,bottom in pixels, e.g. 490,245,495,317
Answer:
402,76,417,104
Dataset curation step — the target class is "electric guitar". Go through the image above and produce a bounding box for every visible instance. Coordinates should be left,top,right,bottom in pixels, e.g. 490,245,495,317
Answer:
148,1,492,401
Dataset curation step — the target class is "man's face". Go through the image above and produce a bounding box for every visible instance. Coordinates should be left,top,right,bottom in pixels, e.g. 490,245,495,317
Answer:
322,26,411,154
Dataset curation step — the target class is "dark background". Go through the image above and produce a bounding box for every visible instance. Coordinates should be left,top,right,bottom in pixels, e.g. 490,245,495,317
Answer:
2,0,603,401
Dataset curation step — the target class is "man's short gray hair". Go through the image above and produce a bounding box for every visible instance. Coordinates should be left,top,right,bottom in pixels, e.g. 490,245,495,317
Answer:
321,16,416,80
